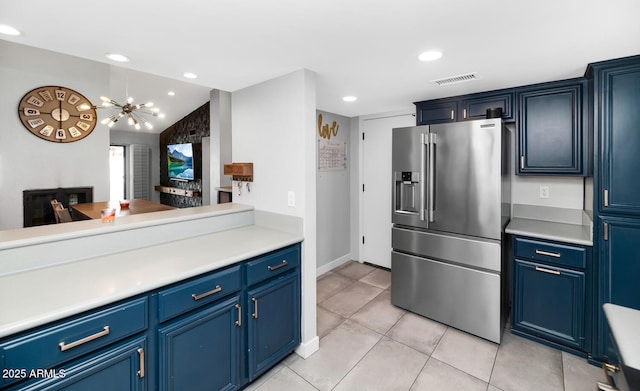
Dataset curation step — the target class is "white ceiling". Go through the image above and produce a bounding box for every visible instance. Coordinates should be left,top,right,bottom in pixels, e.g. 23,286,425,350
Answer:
2,0,639,133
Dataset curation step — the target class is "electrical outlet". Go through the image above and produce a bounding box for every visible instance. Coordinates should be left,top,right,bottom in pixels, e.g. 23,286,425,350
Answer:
540,186,549,199
287,191,295,207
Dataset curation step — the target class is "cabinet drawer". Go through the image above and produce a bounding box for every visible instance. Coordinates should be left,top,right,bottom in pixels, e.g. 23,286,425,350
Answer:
0,297,147,387
246,245,300,286
158,265,241,322
513,237,586,269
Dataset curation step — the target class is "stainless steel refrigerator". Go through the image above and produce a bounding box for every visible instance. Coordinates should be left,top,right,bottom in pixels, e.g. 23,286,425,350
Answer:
391,118,511,343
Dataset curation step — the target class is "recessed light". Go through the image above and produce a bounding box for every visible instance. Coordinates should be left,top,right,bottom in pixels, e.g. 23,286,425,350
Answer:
168,91,175,96
105,53,130,62
419,50,443,62
183,72,198,79
343,96,357,102
0,24,21,36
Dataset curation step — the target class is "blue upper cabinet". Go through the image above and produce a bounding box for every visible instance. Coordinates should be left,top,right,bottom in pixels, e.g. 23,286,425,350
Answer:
589,59,640,216
415,99,458,124
460,91,514,122
415,90,513,125
516,79,589,175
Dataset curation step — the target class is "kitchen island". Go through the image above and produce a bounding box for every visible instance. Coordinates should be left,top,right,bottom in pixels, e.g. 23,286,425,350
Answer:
0,203,306,390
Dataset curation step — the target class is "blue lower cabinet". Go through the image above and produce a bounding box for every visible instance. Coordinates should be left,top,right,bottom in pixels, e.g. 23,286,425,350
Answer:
247,271,300,381
158,295,241,391
512,259,586,350
15,337,147,391
596,216,640,361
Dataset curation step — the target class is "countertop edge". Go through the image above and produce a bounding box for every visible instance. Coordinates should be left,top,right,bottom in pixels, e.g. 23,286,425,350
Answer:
603,303,640,371
505,217,593,246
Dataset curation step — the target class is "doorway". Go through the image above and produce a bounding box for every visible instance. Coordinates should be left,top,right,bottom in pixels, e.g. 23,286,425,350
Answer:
361,113,415,268
109,145,126,201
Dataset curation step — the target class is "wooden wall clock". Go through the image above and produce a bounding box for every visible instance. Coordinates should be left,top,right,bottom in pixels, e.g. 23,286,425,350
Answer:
18,86,97,143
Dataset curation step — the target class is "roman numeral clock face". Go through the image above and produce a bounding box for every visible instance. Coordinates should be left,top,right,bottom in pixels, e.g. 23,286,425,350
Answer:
18,86,97,143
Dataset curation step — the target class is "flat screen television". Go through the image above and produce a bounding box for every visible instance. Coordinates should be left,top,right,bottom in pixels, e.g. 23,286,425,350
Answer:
167,143,194,181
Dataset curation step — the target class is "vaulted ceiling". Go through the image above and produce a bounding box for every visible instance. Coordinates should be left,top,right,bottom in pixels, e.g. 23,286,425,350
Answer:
2,0,639,132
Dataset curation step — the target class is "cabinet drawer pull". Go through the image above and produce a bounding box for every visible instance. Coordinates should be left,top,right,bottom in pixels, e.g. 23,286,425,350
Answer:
535,266,560,275
191,285,222,301
450,109,454,120
235,304,242,327
520,155,525,169
137,348,145,378
463,108,467,119
535,249,561,258
268,260,288,271
59,326,110,351
252,297,258,319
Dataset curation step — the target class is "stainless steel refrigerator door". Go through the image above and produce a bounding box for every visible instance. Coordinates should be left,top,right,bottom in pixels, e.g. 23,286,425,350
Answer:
428,119,503,240
392,125,429,229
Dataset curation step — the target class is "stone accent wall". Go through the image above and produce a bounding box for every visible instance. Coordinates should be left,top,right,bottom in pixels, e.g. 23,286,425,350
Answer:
159,102,209,208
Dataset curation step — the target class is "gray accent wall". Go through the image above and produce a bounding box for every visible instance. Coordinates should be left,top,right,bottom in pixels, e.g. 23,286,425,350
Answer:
316,110,352,273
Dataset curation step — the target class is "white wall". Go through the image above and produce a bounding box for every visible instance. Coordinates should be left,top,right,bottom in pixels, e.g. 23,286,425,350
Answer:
315,110,351,274
231,69,318,357
0,40,110,230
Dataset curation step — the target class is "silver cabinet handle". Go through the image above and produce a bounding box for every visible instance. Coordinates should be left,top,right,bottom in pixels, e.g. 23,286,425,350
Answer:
267,260,288,271
604,189,609,207
450,109,454,120
59,326,110,351
520,155,525,170
535,266,560,275
137,348,145,378
252,297,258,319
192,285,222,300
463,108,467,119
235,304,242,327
535,249,561,258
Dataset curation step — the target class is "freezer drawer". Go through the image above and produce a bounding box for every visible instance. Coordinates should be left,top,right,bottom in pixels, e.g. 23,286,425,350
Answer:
392,226,501,272
391,250,503,343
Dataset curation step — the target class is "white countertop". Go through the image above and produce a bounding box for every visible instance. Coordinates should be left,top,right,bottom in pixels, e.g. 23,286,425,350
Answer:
603,303,640,371
0,203,254,251
0,224,303,338
505,217,593,246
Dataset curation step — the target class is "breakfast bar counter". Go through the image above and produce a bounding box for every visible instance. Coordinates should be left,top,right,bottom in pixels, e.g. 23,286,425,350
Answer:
0,203,304,338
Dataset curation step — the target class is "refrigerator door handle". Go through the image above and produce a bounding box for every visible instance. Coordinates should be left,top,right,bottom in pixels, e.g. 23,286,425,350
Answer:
420,133,427,221
428,133,436,222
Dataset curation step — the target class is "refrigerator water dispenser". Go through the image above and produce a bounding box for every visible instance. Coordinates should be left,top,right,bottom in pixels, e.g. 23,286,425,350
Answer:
394,171,420,214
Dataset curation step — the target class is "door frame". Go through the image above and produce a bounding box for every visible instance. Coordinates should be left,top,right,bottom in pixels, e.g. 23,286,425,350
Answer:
357,110,415,268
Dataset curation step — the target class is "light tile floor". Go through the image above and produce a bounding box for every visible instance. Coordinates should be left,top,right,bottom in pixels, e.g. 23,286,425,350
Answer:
247,261,606,391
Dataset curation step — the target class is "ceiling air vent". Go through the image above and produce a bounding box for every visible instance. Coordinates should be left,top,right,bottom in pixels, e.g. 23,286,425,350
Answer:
431,72,478,86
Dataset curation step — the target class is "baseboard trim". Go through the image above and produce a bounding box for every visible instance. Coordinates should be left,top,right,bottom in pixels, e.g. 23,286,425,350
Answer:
316,254,351,276
295,335,319,358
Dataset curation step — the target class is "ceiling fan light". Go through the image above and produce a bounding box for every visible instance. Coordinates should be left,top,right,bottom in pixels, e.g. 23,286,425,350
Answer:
145,102,154,107
126,97,134,104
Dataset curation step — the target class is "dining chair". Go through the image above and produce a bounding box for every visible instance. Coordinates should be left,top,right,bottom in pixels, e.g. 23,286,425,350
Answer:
55,208,73,223
50,199,64,223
